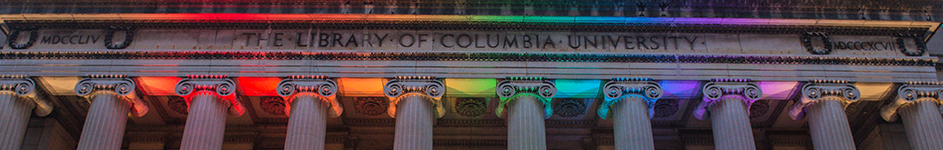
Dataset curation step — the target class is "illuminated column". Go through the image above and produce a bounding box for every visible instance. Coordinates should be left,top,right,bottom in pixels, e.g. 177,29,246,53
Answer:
74,75,148,150
176,75,245,150
384,76,445,150
495,77,556,150
278,76,342,150
0,76,52,150
597,78,662,150
788,80,859,150
881,82,943,150
695,79,762,150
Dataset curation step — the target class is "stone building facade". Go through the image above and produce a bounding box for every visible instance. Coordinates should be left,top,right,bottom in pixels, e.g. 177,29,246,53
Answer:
1,0,943,149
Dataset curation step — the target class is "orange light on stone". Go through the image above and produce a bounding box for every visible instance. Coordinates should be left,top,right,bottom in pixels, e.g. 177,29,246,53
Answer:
134,76,182,96
236,77,282,96
337,78,388,97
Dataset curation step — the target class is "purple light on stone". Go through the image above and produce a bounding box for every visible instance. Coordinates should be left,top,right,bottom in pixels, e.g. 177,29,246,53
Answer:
659,80,703,99
756,81,800,100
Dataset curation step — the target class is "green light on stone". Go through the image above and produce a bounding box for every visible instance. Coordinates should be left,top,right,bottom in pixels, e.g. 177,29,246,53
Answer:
445,78,498,97
554,79,602,98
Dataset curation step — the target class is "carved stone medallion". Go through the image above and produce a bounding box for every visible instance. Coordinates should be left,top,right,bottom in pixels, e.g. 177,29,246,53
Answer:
455,98,487,117
652,99,679,118
261,97,287,116
168,96,189,114
355,97,388,116
553,99,587,118
749,101,769,119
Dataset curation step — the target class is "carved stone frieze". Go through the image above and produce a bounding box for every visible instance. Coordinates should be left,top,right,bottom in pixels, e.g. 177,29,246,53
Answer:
495,77,556,119
354,97,388,116
553,99,586,118
597,78,663,119
0,75,52,116
455,98,487,117
383,76,445,118
652,99,679,118
74,74,147,117
277,75,342,117
788,80,860,120
695,79,763,120
881,82,942,122
175,75,244,116
260,97,286,116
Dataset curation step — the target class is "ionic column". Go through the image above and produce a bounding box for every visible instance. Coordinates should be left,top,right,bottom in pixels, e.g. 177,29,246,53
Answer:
0,76,52,150
695,79,763,150
278,76,343,150
75,75,149,150
881,82,943,150
175,75,245,150
597,78,662,150
383,76,445,150
788,80,859,150
495,77,556,150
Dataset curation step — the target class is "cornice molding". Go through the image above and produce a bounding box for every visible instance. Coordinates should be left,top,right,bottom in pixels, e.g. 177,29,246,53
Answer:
383,76,445,118
495,77,556,119
788,80,860,120
277,75,342,118
174,74,245,117
74,74,148,117
881,81,943,122
695,79,763,120
598,78,662,119
0,75,52,116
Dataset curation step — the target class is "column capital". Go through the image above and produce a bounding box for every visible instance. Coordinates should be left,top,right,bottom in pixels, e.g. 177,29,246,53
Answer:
788,80,860,120
175,75,244,117
881,81,942,122
0,75,52,116
695,79,763,120
277,75,342,118
75,74,148,117
598,78,662,119
384,76,445,118
495,77,556,119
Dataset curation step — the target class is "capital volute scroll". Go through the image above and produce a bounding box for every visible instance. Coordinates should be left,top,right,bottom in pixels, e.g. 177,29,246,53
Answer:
597,78,663,119
788,80,860,120
0,75,52,117
277,75,342,118
175,75,244,117
383,76,445,118
74,74,148,117
495,77,556,119
880,81,943,122
695,79,763,120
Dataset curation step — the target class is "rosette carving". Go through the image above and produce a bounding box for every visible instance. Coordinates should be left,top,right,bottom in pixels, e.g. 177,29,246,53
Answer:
553,99,586,118
695,79,763,120
74,74,147,117
455,98,487,117
597,78,662,119
276,75,342,117
355,97,388,116
495,77,556,119
0,75,52,116
175,75,244,117
881,81,943,122
383,76,445,118
788,80,860,120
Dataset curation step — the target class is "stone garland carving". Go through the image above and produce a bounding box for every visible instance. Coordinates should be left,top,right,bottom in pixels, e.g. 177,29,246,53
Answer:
788,80,860,120
455,98,487,117
881,81,942,122
495,77,556,119
597,78,663,119
174,75,244,117
695,79,763,120
383,76,445,118
74,74,148,117
260,97,287,116
0,75,52,116
554,99,587,118
652,99,679,118
896,34,927,56
104,26,134,49
167,96,189,114
6,27,38,49
801,32,832,55
277,75,342,117
354,97,388,116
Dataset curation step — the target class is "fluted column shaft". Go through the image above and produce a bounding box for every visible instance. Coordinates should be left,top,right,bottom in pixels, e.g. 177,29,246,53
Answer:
180,93,229,150
285,94,329,150
77,93,131,150
0,93,34,150
612,96,654,150
508,96,547,150
393,95,434,150
708,98,756,150
806,99,855,150
899,100,943,150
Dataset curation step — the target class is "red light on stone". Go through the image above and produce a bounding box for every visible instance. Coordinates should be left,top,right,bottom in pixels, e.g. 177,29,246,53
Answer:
134,76,182,96
236,77,282,96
